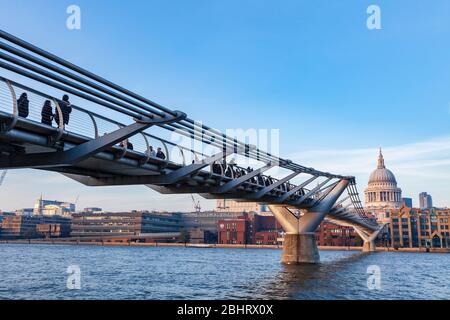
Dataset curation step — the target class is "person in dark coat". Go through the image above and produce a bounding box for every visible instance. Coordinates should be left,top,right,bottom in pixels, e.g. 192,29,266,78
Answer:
54,95,72,127
61,94,72,125
17,93,29,118
127,141,134,150
41,100,53,126
156,147,166,160
55,94,72,126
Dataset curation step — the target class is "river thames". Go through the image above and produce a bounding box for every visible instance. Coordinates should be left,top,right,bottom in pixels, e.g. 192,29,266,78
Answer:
0,244,448,300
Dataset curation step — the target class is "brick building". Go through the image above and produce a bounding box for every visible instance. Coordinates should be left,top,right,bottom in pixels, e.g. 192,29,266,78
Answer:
387,207,450,248
218,217,249,244
217,213,281,245
0,215,71,239
316,221,360,247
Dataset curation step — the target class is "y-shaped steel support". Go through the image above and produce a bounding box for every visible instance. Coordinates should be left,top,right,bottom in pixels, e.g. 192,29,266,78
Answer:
269,179,349,264
354,225,385,252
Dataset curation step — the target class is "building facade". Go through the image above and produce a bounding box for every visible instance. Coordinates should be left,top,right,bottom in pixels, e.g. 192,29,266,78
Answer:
215,200,269,214
364,149,403,222
387,207,450,248
402,198,413,208
316,221,360,247
0,215,71,239
70,211,181,237
33,197,75,217
218,218,250,245
217,213,281,245
180,211,242,243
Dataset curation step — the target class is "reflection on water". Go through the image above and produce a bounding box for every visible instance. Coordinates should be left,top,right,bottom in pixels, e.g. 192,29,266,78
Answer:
0,245,448,300
264,251,371,299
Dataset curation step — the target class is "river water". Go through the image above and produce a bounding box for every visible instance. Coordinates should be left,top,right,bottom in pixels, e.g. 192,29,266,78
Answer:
0,244,448,300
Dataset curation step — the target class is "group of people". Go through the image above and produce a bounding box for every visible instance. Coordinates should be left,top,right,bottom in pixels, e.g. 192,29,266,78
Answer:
212,160,299,194
17,92,170,161
148,145,166,159
118,142,166,160
17,93,72,127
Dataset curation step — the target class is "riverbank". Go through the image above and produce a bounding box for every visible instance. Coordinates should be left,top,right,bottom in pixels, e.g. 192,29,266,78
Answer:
1,239,449,253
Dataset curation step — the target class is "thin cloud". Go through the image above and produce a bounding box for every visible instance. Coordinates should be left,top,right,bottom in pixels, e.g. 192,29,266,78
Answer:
288,135,450,207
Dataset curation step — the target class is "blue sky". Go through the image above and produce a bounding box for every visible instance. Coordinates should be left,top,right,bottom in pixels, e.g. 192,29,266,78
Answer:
0,0,449,211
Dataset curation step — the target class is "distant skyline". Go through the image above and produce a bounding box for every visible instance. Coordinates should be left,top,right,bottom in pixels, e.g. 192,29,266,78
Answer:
0,0,449,211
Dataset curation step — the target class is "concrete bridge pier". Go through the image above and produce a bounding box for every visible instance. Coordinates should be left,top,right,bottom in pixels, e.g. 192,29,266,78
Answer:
282,233,319,264
269,179,350,264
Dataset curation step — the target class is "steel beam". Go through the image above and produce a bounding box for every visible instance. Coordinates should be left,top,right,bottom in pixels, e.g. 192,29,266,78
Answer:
297,179,350,233
267,205,299,234
213,163,274,194
275,175,318,203
0,112,185,169
292,177,333,206
308,180,341,206
61,150,233,186
246,172,300,200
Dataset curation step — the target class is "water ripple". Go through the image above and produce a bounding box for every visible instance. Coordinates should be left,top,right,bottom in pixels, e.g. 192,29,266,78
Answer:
0,245,448,300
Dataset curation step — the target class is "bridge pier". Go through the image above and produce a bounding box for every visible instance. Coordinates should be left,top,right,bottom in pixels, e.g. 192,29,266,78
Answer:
269,179,350,264
282,233,319,264
362,240,376,252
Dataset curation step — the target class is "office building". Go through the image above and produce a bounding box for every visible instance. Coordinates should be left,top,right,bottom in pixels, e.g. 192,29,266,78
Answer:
387,207,449,248
215,200,269,214
70,211,181,237
0,215,71,239
419,192,433,209
402,198,413,208
33,196,76,217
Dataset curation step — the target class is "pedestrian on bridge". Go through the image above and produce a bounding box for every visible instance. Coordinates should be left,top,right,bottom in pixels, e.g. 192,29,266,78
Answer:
17,93,29,118
40,100,53,126
148,146,156,158
127,141,134,150
156,147,166,160
55,94,72,127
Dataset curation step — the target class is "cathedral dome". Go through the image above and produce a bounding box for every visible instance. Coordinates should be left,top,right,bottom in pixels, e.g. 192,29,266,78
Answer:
369,168,397,184
368,150,397,185
364,149,403,218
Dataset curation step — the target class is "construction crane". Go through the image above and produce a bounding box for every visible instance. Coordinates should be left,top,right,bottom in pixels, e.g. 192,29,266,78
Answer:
0,170,7,186
190,194,201,214
217,198,230,210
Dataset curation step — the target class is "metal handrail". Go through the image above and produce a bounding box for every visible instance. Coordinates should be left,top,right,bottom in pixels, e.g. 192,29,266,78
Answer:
2,79,17,131
85,110,99,138
52,98,64,141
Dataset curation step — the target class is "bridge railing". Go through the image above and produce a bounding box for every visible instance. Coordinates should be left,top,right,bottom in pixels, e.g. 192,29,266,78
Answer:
0,76,209,166
1,78,306,191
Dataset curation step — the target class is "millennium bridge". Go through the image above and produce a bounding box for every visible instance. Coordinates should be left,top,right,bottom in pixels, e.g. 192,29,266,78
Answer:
0,30,383,264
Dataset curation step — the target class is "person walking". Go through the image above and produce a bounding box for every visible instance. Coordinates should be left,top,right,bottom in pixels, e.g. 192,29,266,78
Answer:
149,146,156,158
55,94,72,127
17,93,29,118
40,100,53,126
156,147,166,160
